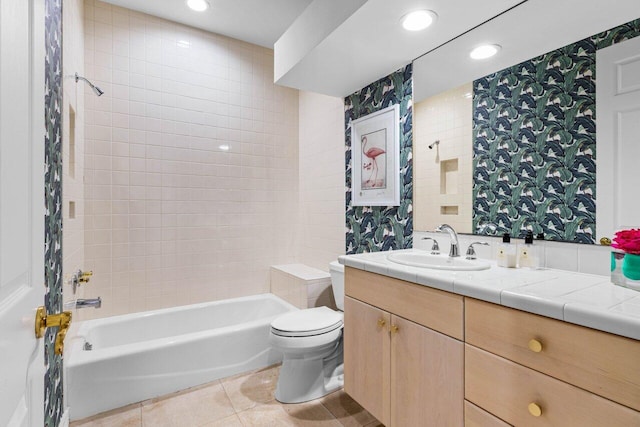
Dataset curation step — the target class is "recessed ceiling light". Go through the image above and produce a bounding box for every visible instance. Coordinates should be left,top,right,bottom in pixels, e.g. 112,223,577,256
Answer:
401,10,437,32
219,144,230,151
470,44,501,60
186,0,209,12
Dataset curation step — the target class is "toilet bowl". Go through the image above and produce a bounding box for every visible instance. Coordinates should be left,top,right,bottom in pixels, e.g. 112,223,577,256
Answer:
269,261,345,403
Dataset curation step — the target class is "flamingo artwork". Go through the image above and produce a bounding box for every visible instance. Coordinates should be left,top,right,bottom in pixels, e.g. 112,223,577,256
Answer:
361,134,386,189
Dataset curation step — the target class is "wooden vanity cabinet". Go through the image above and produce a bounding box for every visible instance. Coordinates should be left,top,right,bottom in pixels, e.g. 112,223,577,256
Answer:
344,267,464,427
465,298,640,426
464,401,511,427
343,267,640,427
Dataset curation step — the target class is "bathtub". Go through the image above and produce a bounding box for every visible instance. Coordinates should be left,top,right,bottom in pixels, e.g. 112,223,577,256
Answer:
66,293,297,420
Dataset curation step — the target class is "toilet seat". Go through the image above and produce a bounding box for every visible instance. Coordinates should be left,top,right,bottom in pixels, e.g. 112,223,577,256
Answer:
271,307,343,337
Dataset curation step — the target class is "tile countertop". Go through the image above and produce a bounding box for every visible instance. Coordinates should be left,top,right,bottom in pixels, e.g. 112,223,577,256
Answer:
338,249,640,341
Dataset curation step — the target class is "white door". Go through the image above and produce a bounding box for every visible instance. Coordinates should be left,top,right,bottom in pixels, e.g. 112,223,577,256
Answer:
0,0,46,425
597,36,640,240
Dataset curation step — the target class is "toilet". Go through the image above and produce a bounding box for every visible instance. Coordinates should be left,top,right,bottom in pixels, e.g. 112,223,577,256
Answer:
269,261,345,403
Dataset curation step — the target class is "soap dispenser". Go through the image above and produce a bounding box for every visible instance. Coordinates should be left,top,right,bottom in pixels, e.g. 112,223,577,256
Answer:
496,233,517,268
518,231,543,269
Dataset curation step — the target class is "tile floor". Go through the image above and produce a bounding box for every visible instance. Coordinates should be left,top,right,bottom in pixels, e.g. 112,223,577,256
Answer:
70,365,382,427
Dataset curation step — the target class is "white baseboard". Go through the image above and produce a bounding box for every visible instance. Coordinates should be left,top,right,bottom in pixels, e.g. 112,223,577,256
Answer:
59,408,70,427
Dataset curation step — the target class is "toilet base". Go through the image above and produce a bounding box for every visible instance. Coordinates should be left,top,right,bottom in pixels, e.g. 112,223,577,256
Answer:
274,339,344,404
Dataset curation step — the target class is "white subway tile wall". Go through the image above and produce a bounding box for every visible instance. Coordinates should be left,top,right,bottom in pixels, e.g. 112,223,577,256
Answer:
82,0,301,319
298,92,345,271
414,83,473,234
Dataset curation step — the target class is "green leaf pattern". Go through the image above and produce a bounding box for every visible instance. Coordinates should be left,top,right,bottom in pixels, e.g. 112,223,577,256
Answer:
473,18,640,243
345,65,413,253
44,0,64,425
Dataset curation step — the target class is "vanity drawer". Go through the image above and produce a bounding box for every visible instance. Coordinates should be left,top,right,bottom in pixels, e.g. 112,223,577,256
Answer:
465,400,511,427
465,345,640,426
465,298,640,411
345,267,463,340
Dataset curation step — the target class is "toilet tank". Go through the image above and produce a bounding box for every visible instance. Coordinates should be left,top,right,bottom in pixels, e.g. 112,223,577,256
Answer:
329,261,345,311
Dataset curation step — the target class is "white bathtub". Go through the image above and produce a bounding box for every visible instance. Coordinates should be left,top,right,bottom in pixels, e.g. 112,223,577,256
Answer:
66,293,297,420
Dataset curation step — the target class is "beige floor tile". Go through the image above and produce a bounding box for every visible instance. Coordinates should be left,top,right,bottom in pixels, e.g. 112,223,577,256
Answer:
200,414,244,427
220,365,280,412
69,403,142,427
237,401,294,427
141,381,235,427
282,401,343,427
320,390,377,427
238,400,342,427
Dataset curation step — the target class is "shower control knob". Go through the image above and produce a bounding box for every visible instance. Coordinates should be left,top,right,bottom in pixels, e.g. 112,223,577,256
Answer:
78,270,93,283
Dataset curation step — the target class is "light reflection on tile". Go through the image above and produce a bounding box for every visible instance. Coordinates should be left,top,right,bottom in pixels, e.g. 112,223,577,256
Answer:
140,381,235,426
221,365,280,412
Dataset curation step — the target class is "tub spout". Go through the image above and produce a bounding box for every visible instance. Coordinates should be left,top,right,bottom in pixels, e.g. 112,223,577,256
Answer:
65,297,102,309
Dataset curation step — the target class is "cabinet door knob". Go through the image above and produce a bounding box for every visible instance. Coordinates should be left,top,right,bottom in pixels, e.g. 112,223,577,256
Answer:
390,324,399,334
377,318,386,328
528,339,543,353
528,402,542,417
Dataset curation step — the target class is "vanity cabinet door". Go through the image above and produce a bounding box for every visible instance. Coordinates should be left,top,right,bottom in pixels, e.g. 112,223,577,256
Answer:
344,296,391,426
391,315,464,427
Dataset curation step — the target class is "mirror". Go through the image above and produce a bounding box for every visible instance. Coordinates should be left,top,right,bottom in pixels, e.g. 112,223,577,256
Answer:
412,2,640,244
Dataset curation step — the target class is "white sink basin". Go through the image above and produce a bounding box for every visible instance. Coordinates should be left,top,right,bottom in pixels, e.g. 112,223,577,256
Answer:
387,252,491,271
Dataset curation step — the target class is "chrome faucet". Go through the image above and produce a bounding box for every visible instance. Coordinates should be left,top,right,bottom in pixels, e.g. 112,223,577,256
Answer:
466,242,490,260
421,237,440,255
64,297,102,309
435,224,459,257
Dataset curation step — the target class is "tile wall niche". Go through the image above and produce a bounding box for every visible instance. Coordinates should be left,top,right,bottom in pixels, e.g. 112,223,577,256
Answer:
81,0,300,319
298,91,345,271
414,83,473,234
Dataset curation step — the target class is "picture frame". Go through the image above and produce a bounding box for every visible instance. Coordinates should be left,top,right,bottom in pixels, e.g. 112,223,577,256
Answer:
351,104,400,206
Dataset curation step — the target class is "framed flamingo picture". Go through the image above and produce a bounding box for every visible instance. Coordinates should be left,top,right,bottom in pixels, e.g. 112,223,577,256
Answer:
351,104,400,206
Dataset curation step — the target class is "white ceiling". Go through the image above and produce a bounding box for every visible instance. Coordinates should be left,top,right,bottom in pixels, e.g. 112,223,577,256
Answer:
413,0,640,102
102,0,640,98
274,0,523,97
100,0,313,48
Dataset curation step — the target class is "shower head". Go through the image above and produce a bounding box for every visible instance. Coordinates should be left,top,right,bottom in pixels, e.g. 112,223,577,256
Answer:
75,73,104,97
428,140,440,149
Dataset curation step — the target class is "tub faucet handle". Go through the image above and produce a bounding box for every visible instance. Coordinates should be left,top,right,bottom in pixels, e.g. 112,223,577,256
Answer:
68,269,94,294
78,270,93,283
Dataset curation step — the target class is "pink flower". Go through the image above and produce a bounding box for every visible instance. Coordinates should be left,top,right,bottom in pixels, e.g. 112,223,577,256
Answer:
612,229,640,255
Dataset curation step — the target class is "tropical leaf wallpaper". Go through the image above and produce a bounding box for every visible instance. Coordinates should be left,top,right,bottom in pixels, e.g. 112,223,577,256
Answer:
44,0,64,425
345,64,413,253
472,18,640,244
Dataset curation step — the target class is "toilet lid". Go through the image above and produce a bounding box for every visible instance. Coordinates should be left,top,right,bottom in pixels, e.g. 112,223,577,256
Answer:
271,307,343,337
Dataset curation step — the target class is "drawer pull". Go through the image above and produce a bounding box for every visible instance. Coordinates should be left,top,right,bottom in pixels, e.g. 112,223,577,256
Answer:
528,339,543,353
528,402,542,417
377,318,386,328
391,324,399,334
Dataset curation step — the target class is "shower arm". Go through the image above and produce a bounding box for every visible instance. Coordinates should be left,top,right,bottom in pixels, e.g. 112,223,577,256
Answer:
75,72,104,96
